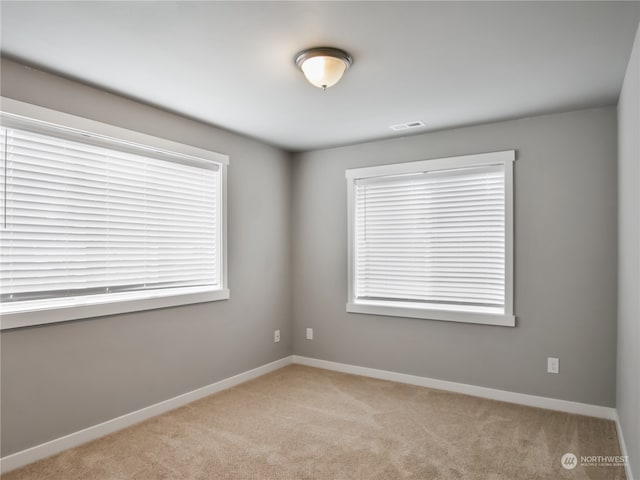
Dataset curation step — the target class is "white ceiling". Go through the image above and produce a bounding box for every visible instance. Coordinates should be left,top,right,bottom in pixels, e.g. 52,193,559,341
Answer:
1,1,639,152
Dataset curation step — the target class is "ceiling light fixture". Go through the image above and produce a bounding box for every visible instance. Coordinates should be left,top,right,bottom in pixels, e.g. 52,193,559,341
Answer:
294,47,353,91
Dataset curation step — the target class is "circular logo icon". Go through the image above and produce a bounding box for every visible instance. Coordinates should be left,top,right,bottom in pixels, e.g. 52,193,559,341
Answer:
561,453,578,470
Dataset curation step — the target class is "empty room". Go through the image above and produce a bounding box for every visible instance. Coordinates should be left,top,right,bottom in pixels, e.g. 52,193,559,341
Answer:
0,1,638,479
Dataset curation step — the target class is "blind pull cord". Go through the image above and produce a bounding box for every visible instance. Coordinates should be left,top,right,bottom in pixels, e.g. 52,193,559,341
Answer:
3,129,7,229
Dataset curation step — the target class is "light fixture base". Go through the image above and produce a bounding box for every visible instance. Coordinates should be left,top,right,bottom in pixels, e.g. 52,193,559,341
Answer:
294,47,353,70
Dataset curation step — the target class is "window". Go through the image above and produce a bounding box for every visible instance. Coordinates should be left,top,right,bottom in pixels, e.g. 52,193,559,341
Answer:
346,151,514,327
0,98,228,330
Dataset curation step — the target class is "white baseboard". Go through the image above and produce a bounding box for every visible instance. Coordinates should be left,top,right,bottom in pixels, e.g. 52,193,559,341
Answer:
615,411,635,480
0,356,293,474
291,355,617,420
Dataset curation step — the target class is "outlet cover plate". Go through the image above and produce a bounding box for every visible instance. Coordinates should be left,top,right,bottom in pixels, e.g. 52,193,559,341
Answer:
547,357,559,374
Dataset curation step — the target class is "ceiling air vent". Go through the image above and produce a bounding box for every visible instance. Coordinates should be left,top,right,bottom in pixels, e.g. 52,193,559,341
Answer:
389,121,425,131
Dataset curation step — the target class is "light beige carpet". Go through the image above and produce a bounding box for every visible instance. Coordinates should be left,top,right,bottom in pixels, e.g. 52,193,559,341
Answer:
3,365,625,480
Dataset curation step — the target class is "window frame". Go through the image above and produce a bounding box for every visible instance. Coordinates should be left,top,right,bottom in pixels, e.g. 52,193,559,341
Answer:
346,150,515,327
0,97,229,330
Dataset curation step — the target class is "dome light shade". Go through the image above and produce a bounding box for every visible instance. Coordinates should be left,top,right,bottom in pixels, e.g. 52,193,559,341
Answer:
295,47,353,90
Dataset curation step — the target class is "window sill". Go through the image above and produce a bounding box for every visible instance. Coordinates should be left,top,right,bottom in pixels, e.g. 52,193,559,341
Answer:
346,301,515,327
0,288,230,330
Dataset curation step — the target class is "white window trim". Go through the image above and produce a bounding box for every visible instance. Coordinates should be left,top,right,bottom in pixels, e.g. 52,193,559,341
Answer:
346,150,515,327
0,97,230,330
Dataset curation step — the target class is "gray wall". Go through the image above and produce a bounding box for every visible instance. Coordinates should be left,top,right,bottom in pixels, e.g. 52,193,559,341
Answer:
617,22,640,477
0,58,293,456
292,107,618,407
0,55,626,460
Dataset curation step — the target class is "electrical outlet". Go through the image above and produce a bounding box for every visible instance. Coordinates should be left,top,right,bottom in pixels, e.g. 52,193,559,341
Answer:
547,357,559,374
274,330,280,343
306,328,313,340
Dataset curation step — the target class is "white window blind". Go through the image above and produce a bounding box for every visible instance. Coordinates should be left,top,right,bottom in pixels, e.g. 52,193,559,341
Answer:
347,151,514,326
355,165,505,307
0,115,226,321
